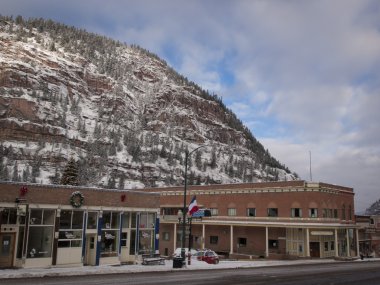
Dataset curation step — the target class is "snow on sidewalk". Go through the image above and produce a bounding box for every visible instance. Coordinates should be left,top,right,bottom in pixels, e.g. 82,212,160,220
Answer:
1,258,378,279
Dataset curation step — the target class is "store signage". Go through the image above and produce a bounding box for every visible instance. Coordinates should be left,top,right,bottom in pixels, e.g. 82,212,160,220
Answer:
311,231,333,236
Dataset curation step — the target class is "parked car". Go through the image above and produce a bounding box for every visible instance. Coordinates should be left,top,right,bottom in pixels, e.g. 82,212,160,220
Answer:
194,249,219,264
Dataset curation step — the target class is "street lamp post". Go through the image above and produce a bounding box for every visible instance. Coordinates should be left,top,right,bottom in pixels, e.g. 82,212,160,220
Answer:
181,145,207,262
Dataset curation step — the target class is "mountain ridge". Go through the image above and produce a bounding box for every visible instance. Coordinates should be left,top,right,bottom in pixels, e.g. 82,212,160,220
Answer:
0,15,297,189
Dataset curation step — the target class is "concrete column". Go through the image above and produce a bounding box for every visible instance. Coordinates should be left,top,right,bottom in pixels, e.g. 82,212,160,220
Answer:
202,224,206,249
346,229,350,257
173,223,177,251
355,228,360,257
306,228,310,257
265,227,269,257
230,225,234,254
334,228,339,257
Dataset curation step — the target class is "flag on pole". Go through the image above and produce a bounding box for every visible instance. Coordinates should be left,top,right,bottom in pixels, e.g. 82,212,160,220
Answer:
188,196,199,215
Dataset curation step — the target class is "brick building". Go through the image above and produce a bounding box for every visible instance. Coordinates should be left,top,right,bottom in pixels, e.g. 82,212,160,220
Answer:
0,182,160,268
152,180,359,259
356,215,380,258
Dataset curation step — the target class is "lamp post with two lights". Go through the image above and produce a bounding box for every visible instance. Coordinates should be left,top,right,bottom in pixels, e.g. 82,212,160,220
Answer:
180,145,208,264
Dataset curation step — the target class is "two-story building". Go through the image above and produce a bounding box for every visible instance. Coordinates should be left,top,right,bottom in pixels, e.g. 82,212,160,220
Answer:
151,180,359,259
0,182,160,268
356,214,380,257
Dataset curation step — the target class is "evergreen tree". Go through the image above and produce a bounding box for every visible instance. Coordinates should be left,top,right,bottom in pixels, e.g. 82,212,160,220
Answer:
195,150,202,170
22,166,30,182
60,158,79,185
49,167,61,184
12,161,20,182
210,147,217,169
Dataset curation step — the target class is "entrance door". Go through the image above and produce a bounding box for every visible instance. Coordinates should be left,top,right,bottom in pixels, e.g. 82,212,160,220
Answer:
310,242,320,258
84,234,96,265
0,233,15,268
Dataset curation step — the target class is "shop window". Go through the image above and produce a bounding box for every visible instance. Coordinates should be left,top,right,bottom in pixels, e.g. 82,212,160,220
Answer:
228,208,236,216
309,208,318,218
247,208,256,217
210,208,218,216
330,241,335,251
30,209,43,225
210,236,218,244
1,208,17,224
269,239,278,249
58,210,84,248
139,213,155,229
291,208,302,218
139,229,154,254
163,232,170,241
267,208,278,217
87,212,97,229
238,237,247,247
27,218,54,258
101,230,119,257
122,212,130,228
72,211,84,229
101,211,120,257
131,213,137,228
121,232,128,247
324,242,329,251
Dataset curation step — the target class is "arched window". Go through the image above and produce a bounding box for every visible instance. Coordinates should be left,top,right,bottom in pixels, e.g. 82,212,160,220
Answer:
348,205,352,220
342,204,346,220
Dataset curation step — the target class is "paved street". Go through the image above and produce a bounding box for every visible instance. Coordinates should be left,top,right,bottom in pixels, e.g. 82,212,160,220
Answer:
2,261,380,285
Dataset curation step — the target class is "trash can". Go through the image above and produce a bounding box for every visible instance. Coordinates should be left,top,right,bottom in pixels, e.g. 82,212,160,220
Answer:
173,257,183,268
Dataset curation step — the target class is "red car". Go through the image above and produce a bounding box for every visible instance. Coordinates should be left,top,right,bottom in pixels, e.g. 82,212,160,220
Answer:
195,250,219,264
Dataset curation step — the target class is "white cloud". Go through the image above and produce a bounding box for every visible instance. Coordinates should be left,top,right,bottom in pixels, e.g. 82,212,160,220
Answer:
1,0,379,211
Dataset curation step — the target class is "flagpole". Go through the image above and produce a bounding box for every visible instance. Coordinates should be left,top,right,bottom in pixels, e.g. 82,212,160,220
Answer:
181,145,207,263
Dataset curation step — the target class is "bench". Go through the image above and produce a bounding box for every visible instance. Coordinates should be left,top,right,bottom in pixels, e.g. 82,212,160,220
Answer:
142,254,166,265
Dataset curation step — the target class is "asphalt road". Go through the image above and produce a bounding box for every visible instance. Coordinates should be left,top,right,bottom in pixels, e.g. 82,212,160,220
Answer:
2,261,380,285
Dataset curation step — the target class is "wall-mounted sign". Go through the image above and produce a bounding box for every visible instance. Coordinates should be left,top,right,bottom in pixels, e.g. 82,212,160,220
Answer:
311,231,333,236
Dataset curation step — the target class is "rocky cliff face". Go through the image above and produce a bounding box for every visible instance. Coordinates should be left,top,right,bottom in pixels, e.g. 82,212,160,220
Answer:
0,16,296,189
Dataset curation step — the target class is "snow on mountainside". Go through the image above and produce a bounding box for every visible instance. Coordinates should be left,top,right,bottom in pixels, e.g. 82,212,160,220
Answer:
0,16,297,189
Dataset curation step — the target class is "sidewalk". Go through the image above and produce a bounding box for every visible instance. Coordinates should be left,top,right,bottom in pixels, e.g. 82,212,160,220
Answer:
1,258,379,279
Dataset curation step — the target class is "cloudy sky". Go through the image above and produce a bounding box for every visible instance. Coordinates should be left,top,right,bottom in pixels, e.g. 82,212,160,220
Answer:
2,0,380,212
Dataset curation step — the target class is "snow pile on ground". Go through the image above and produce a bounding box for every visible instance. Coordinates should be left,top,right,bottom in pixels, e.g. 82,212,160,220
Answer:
2,258,379,279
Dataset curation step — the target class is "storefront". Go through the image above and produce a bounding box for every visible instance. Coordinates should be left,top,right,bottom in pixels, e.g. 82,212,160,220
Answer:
0,182,160,268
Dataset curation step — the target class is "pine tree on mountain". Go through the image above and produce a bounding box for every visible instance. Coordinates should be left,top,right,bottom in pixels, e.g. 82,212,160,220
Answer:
49,167,61,185
60,158,79,186
210,147,217,169
12,161,20,182
195,151,202,170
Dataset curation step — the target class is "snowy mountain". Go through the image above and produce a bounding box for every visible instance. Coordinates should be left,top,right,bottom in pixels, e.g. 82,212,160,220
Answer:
0,16,297,189
365,199,380,215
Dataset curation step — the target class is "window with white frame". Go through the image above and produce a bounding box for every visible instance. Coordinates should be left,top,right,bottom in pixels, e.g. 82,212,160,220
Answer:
101,211,120,257
291,208,302,218
163,232,170,241
267,208,278,217
58,210,84,248
309,208,318,218
210,208,218,216
228,208,236,216
27,209,55,258
247,208,256,217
